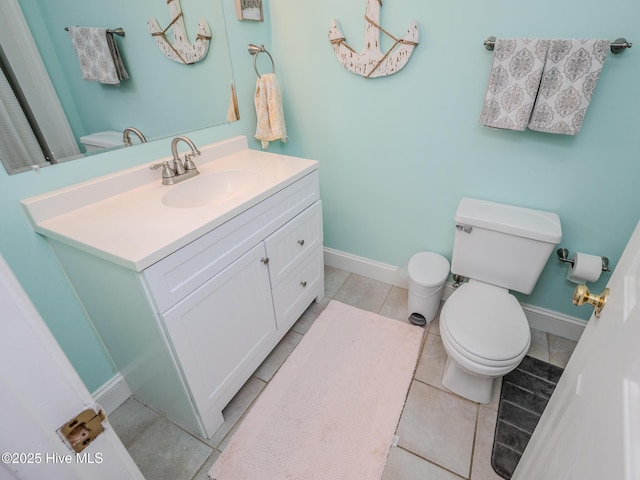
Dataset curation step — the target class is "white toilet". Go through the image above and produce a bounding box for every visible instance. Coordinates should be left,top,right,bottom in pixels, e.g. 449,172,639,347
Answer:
440,197,562,403
80,131,123,153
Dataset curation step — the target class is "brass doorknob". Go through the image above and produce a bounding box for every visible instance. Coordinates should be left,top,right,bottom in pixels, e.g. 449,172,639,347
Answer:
573,284,609,318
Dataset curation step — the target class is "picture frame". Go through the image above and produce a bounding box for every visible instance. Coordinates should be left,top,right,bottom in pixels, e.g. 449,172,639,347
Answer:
234,0,263,22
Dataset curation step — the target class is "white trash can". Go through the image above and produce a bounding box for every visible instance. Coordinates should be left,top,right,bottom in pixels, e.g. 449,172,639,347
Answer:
407,252,450,326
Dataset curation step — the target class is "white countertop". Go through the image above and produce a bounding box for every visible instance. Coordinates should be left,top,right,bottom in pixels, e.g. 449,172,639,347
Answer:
21,137,318,271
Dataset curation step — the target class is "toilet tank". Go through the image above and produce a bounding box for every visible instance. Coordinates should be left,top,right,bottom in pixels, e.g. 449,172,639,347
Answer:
451,198,562,294
80,131,123,152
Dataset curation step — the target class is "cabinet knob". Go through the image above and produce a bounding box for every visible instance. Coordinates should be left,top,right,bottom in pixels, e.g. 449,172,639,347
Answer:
260,257,269,265
300,281,307,288
297,239,305,246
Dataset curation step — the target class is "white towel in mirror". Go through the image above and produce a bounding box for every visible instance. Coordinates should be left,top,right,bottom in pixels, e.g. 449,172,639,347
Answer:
480,38,550,131
528,39,610,135
68,27,129,85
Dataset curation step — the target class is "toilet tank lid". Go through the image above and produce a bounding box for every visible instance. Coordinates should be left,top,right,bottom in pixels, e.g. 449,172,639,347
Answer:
80,130,123,147
455,197,562,244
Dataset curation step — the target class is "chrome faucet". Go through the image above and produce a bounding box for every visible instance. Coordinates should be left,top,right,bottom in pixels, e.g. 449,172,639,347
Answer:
122,127,147,147
150,136,201,185
171,136,201,175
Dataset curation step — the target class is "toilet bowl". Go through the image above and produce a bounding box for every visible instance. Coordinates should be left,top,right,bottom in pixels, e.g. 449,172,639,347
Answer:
439,197,562,403
440,281,530,403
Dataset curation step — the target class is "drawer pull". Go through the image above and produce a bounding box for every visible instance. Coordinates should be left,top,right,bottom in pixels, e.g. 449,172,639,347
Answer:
300,281,307,288
261,257,270,265
297,239,305,246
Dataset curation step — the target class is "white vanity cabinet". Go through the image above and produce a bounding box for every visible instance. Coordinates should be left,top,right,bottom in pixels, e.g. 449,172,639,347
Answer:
44,169,324,440
22,137,324,440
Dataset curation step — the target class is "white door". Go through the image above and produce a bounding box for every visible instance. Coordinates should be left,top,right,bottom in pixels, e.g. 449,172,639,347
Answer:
0,256,144,480
514,221,640,480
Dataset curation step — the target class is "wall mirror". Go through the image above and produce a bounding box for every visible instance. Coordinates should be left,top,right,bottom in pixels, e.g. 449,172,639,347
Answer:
0,0,236,175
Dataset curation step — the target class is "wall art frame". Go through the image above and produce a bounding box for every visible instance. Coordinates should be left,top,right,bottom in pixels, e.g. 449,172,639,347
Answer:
235,0,263,22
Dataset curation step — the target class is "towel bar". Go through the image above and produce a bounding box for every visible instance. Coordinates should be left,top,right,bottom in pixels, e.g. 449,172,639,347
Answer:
65,27,125,37
483,36,631,54
248,44,275,78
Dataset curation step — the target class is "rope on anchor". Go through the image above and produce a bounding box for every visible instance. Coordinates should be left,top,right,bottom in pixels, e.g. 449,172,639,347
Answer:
330,36,356,53
151,12,188,63
150,9,211,64
363,15,418,78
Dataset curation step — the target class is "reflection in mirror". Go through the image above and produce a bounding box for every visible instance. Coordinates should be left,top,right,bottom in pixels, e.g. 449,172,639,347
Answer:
0,0,236,175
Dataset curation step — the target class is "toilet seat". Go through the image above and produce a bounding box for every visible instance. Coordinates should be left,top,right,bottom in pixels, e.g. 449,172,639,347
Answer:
440,282,530,367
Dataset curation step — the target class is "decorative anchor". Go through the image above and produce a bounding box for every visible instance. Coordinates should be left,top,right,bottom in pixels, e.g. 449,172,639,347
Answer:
148,0,211,65
328,0,419,79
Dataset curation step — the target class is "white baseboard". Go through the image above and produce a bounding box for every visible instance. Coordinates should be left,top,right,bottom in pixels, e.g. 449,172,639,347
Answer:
92,373,132,415
324,247,411,288
520,303,586,342
324,247,586,341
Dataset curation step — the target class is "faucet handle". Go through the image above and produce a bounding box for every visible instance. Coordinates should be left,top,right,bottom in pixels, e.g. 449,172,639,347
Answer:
150,161,176,181
183,154,198,172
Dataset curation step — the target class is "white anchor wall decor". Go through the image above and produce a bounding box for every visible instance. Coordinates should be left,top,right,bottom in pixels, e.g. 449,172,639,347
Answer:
148,0,211,64
328,0,419,78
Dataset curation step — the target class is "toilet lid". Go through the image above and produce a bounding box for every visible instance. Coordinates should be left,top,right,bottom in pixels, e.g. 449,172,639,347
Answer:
442,282,530,362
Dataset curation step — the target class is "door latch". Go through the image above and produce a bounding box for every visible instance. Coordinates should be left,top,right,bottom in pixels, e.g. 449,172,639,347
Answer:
58,408,107,453
573,284,609,318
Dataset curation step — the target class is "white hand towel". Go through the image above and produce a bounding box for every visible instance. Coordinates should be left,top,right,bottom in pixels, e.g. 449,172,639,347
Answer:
480,38,550,131
528,39,610,135
254,73,287,149
68,27,129,85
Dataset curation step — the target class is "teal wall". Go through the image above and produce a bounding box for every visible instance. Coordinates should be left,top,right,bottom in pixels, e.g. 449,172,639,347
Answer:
265,0,640,313
1,0,639,392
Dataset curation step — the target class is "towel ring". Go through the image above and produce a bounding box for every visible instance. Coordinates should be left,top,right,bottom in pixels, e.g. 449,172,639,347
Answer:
248,44,275,78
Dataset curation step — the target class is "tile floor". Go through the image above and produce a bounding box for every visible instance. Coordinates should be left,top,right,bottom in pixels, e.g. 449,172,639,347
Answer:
109,266,578,480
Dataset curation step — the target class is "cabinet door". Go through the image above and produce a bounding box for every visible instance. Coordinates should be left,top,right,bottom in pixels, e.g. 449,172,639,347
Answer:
161,243,276,429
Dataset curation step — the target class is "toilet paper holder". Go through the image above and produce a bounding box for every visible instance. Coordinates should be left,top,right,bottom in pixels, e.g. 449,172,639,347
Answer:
556,248,612,272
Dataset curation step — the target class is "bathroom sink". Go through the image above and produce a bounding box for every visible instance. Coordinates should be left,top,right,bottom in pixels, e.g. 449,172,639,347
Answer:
162,169,262,209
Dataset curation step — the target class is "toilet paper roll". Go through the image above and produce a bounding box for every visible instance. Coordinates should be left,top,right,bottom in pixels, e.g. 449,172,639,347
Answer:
567,252,602,283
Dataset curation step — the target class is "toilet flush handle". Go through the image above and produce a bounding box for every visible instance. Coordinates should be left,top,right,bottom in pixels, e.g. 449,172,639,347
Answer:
456,224,473,234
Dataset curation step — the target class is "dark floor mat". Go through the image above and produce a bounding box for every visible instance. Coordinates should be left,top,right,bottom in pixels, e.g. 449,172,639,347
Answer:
491,356,564,479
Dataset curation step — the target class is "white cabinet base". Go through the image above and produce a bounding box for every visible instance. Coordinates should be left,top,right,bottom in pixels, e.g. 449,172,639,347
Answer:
44,171,323,440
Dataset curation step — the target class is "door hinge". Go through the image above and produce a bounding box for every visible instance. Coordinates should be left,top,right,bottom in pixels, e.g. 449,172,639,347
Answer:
58,407,107,453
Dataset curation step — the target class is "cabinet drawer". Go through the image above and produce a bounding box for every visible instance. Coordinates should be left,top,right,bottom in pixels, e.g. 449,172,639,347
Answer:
272,246,324,332
264,201,322,288
143,171,319,313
